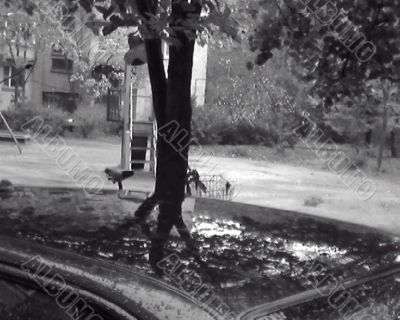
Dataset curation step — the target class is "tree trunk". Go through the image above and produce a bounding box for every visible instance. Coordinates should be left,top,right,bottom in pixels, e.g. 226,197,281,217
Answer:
391,129,400,158
14,85,20,108
155,31,195,203
136,0,197,204
377,107,388,171
134,0,201,270
87,97,95,108
21,83,26,106
365,129,372,147
14,67,26,108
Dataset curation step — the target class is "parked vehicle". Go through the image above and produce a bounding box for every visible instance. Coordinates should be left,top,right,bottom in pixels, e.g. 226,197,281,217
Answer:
0,236,214,320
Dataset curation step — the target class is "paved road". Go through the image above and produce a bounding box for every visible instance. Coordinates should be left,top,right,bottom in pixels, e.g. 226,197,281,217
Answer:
191,152,400,235
0,138,154,193
1,138,400,234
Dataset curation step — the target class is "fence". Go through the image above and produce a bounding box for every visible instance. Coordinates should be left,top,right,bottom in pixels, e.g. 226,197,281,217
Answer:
191,175,235,201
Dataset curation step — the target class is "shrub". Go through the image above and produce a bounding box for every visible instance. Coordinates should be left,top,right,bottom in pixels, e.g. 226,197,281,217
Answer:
72,104,122,138
1,103,68,136
191,105,229,144
349,150,368,170
191,104,277,146
72,106,99,138
103,121,123,137
1,102,120,139
304,195,324,207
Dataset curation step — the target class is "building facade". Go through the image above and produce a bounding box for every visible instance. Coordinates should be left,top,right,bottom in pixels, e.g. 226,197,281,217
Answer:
1,38,208,115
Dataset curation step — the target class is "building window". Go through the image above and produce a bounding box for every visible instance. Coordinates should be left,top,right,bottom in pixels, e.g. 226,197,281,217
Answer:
3,66,17,88
51,49,73,73
43,91,77,113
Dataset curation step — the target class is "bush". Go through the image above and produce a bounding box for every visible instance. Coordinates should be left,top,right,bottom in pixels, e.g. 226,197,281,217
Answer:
304,195,324,207
349,150,369,170
1,102,121,139
72,104,122,138
1,103,68,136
103,121,123,137
191,105,229,144
72,107,99,138
191,105,278,146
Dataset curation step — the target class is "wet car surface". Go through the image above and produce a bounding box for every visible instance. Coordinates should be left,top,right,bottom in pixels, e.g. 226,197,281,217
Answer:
0,186,399,319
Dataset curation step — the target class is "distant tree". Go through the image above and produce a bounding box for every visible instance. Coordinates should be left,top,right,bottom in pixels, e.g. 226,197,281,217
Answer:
207,45,312,148
367,79,400,168
249,0,400,163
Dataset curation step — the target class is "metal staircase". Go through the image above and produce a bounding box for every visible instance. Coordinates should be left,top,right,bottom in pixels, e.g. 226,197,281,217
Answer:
130,120,157,174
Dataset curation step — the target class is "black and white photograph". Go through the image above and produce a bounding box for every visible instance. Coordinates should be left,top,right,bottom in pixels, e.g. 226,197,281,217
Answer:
0,0,400,319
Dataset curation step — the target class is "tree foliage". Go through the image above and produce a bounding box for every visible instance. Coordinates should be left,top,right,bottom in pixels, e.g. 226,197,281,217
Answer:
250,0,400,100
249,0,400,162
207,45,313,147
67,28,128,106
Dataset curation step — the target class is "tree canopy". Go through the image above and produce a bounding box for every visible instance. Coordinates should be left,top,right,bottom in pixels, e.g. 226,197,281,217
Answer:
250,0,400,104
248,0,400,162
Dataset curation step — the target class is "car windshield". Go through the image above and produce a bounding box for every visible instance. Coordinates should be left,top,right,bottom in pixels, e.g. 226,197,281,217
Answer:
0,1,400,320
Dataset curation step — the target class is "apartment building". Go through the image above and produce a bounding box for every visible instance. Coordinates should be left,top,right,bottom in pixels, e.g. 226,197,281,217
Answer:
0,11,208,116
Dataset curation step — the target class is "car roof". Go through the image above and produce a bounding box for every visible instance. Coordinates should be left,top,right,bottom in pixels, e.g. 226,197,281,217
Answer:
0,235,215,320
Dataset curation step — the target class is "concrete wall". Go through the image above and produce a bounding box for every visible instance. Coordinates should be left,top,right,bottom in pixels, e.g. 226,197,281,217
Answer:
31,49,72,108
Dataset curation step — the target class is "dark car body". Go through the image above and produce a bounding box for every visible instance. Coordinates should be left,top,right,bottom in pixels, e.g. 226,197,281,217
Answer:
0,235,215,320
1,186,400,320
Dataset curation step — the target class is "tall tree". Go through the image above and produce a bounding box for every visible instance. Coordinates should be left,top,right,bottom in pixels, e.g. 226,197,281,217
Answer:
72,0,238,270
249,0,400,162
